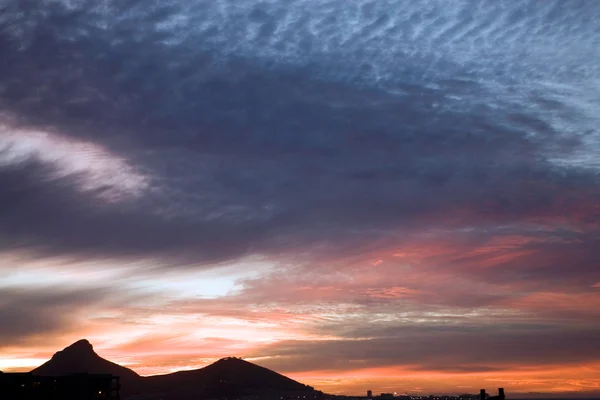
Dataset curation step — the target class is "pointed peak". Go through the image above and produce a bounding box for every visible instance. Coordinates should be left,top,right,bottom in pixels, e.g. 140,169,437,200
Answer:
33,339,141,380
53,339,95,358
66,339,94,351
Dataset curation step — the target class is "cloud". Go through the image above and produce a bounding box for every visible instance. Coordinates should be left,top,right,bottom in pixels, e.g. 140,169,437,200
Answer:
0,260,159,348
0,286,113,344
0,155,277,264
1,0,600,392
0,124,148,201
0,0,599,269
250,325,600,374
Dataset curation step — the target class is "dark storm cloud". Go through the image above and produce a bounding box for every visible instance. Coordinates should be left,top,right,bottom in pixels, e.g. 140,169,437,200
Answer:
1,0,599,269
0,285,111,344
448,229,600,287
0,157,281,263
251,325,600,373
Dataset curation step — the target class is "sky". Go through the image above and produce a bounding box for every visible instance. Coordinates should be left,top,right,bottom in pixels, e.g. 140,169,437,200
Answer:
1,0,600,396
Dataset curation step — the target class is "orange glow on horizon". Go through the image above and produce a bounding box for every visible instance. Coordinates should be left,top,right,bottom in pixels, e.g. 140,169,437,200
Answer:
3,338,600,397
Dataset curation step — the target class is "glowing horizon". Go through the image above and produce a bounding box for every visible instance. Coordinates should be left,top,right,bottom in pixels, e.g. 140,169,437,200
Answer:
3,341,600,396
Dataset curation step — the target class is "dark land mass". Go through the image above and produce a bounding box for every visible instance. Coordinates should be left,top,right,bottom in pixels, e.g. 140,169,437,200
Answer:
31,339,141,395
10,340,596,400
25,339,316,399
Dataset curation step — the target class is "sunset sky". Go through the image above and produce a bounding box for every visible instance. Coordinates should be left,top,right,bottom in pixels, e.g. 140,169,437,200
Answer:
1,0,600,397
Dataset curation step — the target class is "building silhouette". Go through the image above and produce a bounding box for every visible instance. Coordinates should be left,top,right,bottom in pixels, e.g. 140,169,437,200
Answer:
0,372,121,400
480,388,505,400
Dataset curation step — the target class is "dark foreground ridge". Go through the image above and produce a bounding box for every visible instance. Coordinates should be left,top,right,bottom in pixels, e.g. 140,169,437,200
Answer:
32,339,141,390
145,356,313,396
0,340,509,400
1,339,317,400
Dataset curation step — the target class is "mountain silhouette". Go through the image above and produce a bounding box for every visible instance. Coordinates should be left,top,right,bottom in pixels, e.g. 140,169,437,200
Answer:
145,356,313,398
29,340,314,399
31,339,141,395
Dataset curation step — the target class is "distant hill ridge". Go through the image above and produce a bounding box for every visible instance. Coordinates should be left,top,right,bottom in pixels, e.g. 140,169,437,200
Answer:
33,339,140,380
28,339,314,399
